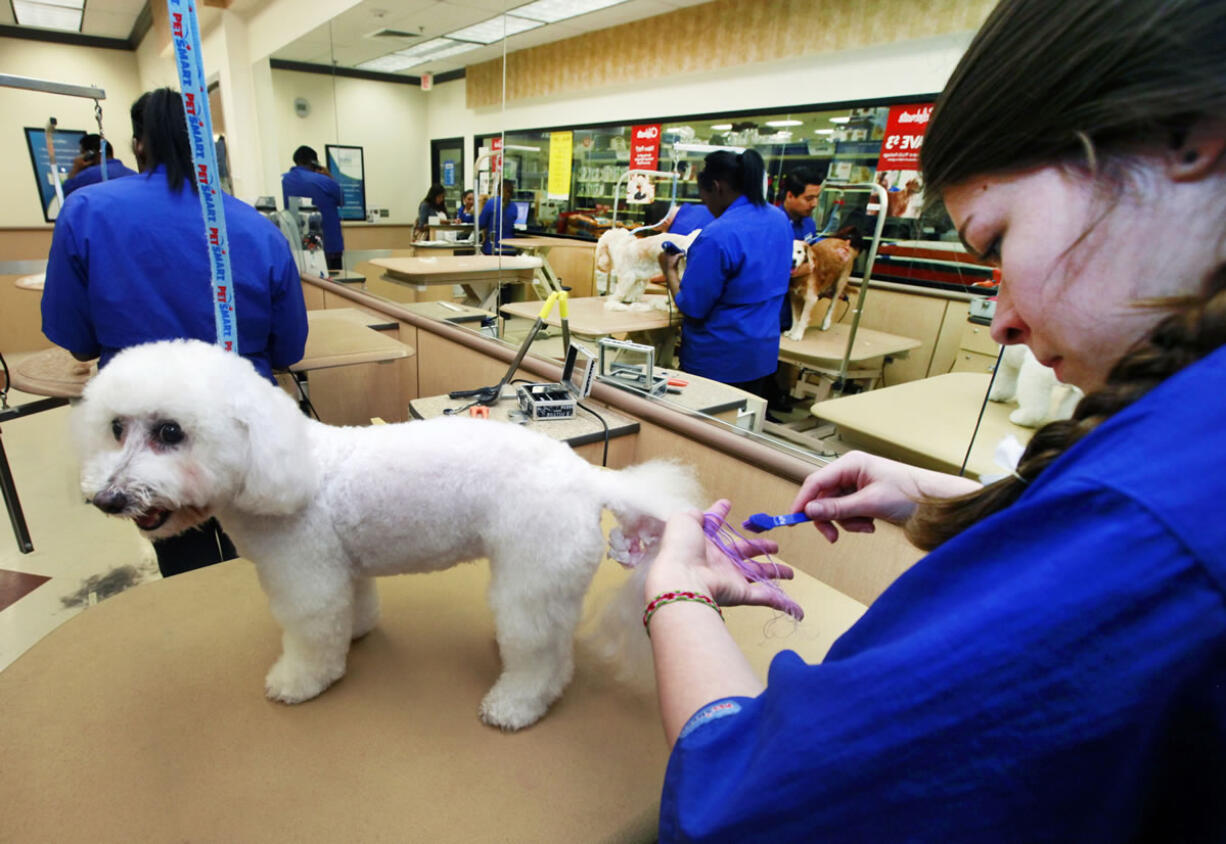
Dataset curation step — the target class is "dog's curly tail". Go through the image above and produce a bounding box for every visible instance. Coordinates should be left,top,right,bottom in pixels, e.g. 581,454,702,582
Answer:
582,459,702,688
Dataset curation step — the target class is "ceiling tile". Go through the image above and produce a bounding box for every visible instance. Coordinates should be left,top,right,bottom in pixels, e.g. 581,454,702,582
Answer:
81,8,137,39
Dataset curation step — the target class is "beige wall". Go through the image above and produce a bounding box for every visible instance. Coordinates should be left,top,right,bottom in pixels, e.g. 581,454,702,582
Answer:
0,37,144,228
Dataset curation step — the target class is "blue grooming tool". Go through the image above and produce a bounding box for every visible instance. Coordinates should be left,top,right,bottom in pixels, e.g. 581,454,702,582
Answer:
741,511,812,533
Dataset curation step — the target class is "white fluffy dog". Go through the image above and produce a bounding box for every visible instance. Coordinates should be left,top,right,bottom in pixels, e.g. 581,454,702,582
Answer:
73,340,699,730
988,345,1084,427
594,227,701,311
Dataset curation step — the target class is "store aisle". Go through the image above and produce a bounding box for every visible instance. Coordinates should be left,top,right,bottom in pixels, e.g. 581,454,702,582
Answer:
0,387,158,672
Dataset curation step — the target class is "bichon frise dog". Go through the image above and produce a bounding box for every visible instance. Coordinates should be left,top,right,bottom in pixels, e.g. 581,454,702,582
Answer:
73,340,699,730
594,227,701,311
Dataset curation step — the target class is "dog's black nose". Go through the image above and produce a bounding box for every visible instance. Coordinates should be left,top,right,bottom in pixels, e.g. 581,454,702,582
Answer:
93,489,129,514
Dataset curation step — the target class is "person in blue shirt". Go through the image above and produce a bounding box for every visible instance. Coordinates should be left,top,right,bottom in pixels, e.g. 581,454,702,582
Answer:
666,201,714,237
281,145,345,271
644,0,1226,840
61,133,137,197
43,88,308,579
657,149,793,397
478,178,519,255
777,169,820,241
456,189,476,224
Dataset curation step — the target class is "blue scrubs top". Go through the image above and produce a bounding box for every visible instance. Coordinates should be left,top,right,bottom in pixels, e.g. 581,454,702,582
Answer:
478,197,517,255
670,203,714,236
43,166,308,383
659,345,1226,842
281,165,344,253
674,196,793,383
456,209,475,224
789,213,817,241
62,158,138,197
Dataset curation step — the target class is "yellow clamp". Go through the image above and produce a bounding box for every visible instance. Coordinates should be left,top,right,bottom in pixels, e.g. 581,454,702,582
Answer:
557,290,569,319
537,291,560,320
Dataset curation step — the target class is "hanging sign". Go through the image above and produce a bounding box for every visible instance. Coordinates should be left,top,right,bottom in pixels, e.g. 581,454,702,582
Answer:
490,136,503,176
168,0,237,353
326,144,366,221
630,123,661,171
877,103,933,170
625,172,655,205
547,130,573,200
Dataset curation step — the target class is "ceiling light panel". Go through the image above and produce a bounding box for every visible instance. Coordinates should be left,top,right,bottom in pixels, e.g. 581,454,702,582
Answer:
13,1,83,30
395,37,483,63
765,119,803,127
449,14,543,45
510,0,630,24
355,54,422,72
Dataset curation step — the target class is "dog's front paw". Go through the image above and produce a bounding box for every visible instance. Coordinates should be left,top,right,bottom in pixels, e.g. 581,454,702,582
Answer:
264,655,345,704
479,681,555,732
1008,407,1047,428
785,327,805,342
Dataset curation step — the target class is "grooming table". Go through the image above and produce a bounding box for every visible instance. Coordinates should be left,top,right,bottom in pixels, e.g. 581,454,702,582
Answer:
500,294,681,365
778,323,922,394
810,372,1033,479
0,550,866,842
13,273,44,291
371,256,542,311
401,300,494,326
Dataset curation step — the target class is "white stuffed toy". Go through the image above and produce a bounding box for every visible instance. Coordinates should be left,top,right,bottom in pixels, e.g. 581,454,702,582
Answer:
988,345,1083,427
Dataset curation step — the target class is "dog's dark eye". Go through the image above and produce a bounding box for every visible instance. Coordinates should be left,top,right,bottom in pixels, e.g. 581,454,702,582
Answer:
111,419,123,441
155,421,184,446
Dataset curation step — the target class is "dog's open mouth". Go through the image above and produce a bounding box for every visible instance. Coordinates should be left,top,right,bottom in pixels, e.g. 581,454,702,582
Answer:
133,508,172,531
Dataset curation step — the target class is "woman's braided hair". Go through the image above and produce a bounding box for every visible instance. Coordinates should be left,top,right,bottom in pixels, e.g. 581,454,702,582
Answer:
907,0,1226,551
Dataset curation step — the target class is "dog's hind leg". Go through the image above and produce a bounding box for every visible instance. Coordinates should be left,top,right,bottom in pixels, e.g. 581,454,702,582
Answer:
259,563,355,704
479,544,600,731
351,576,380,640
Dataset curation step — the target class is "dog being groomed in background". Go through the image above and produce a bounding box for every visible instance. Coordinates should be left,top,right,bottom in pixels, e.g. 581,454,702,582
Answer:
73,340,700,730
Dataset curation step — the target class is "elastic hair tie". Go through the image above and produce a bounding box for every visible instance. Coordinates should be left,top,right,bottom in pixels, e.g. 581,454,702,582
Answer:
1011,469,1029,485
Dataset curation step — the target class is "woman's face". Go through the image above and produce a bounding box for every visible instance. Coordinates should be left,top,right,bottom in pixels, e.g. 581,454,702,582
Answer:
699,179,735,217
943,161,1219,391
463,193,474,209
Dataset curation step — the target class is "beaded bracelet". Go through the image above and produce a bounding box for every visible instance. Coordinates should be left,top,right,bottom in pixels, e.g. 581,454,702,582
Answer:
642,590,723,635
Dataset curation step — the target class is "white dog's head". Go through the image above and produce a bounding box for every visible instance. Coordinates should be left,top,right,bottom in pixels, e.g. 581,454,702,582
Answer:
791,240,809,272
73,339,317,539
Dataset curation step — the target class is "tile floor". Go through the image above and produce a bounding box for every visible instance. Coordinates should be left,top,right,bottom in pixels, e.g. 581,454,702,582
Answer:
0,386,159,672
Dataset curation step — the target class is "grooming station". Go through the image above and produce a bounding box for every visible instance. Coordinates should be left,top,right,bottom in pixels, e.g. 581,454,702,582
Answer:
809,372,1034,480
778,323,922,398
409,388,639,467
499,294,681,365
500,236,581,299
0,310,410,552
0,551,866,842
371,256,542,312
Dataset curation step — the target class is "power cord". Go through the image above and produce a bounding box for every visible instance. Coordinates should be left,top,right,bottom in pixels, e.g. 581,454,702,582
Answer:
0,350,9,409
290,372,321,420
576,401,610,467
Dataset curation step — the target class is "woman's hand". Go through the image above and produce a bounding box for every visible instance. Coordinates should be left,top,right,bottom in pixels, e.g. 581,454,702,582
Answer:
646,500,798,615
790,451,982,543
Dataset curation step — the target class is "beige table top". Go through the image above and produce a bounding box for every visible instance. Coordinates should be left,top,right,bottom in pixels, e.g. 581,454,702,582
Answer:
0,549,865,842
372,255,542,286
410,388,639,448
400,299,494,325
779,322,922,368
811,372,1034,479
3,309,411,397
502,236,596,251
501,294,680,335
14,273,44,291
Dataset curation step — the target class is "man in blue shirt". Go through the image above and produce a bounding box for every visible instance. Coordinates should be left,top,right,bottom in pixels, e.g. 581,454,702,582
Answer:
777,170,822,336
62,133,137,197
281,145,345,271
478,178,519,255
668,202,714,237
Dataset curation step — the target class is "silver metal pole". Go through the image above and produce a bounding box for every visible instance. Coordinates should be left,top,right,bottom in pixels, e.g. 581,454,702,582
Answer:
0,73,105,100
837,182,890,389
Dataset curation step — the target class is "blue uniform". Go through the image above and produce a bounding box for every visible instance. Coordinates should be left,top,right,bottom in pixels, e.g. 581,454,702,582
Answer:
281,165,344,254
456,208,475,224
478,197,517,255
62,158,137,197
674,196,793,383
788,213,817,241
660,345,1226,842
43,166,308,383
670,203,714,237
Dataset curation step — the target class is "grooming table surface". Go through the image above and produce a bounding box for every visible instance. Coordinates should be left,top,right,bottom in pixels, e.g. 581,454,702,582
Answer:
810,372,1033,479
0,553,865,842
371,255,541,285
500,295,680,335
778,322,922,368
13,273,44,291
400,300,494,324
410,388,639,448
501,236,594,251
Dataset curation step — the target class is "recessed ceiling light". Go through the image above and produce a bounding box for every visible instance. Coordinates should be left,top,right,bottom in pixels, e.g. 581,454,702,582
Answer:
709,124,733,131
449,14,543,45
828,116,851,124
509,0,631,24
765,119,803,127
814,129,835,134
13,0,83,30
355,54,423,73
395,37,483,62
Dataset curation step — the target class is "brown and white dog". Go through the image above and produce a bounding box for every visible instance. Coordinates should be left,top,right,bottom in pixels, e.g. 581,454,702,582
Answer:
786,226,865,341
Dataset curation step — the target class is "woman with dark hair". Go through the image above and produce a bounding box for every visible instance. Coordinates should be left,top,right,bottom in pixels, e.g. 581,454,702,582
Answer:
456,189,476,224
42,87,308,578
646,0,1226,840
416,182,450,227
657,148,793,397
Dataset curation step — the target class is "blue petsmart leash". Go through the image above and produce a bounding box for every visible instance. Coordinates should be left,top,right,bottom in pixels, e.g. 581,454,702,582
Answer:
167,0,237,352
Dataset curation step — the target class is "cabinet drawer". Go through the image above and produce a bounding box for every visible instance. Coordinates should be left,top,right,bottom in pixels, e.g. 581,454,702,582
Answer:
961,321,1000,356
950,350,999,374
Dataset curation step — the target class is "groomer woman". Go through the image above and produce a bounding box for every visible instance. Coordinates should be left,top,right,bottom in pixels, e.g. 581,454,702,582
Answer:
42,87,308,576
658,150,793,397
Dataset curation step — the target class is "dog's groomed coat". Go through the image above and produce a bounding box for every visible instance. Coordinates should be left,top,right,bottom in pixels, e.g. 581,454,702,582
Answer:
74,340,699,730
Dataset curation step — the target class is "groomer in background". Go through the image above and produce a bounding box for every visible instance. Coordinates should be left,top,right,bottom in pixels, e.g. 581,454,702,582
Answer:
61,133,137,197
478,178,519,255
42,88,308,578
658,149,793,400
281,145,345,271
778,169,821,240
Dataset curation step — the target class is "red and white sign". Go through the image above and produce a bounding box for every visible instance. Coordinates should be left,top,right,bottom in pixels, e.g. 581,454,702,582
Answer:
490,136,503,175
877,103,933,170
630,123,661,171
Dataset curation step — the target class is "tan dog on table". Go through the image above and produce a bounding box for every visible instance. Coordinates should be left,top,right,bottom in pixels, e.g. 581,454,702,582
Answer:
786,226,865,341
